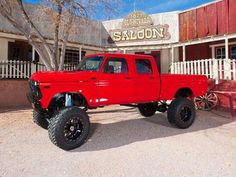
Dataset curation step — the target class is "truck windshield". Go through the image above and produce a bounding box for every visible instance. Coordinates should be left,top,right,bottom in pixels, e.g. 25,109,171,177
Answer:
77,56,104,71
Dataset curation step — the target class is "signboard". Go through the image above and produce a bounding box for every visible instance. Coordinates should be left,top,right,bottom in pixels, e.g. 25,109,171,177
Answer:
109,11,171,43
122,11,153,28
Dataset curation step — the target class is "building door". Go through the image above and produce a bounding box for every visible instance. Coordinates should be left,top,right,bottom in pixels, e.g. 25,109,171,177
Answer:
8,41,32,61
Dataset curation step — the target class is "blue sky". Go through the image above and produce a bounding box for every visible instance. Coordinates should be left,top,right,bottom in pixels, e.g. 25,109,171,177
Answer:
24,0,215,20
122,0,215,14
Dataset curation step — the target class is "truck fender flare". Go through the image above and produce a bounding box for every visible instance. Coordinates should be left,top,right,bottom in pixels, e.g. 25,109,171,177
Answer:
48,92,88,110
174,87,193,98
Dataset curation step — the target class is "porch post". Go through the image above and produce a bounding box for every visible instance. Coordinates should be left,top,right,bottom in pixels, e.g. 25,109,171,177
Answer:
32,47,35,62
225,36,229,60
211,47,215,59
182,45,186,61
213,59,219,84
224,36,231,80
170,46,175,73
171,46,175,63
31,47,36,74
79,47,82,61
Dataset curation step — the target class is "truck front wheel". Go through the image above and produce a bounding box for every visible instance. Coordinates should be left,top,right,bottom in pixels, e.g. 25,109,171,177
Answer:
48,107,90,150
138,103,157,117
167,98,196,129
33,110,49,129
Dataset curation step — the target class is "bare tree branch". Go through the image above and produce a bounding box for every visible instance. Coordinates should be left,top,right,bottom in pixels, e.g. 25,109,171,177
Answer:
0,0,121,71
59,0,75,70
15,0,56,70
0,2,53,70
52,2,63,70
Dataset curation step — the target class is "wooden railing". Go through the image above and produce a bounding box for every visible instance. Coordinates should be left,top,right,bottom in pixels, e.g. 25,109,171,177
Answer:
0,60,78,79
4,59,236,81
171,58,236,81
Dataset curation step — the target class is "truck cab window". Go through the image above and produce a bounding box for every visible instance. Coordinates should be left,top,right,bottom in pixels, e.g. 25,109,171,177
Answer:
135,59,152,74
77,56,103,71
104,58,128,74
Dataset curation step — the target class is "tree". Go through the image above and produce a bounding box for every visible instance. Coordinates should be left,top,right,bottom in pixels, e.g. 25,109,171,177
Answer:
0,0,120,70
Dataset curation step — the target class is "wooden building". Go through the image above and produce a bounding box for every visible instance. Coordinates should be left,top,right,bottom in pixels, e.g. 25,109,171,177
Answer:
1,0,236,111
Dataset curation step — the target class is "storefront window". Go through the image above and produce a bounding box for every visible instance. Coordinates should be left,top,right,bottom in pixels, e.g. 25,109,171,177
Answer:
12,47,20,60
231,47,236,60
216,47,225,59
64,49,86,64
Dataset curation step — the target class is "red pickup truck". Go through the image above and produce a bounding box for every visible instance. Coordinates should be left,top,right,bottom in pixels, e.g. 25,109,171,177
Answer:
29,53,208,150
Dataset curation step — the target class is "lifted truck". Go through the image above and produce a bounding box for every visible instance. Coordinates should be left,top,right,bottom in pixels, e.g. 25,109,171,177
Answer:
28,53,208,150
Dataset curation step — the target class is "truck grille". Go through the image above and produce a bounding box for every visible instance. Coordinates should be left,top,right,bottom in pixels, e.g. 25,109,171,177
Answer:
29,80,42,100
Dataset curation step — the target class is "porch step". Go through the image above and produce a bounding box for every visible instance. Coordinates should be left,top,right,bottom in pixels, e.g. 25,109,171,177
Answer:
214,80,236,91
208,79,216,90
207,80,236,116
207,90,236,116
214,92,236,116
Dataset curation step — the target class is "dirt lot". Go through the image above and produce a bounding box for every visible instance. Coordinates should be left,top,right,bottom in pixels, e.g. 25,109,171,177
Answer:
0,106,236,177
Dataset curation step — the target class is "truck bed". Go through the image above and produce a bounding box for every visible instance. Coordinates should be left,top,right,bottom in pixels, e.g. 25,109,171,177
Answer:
159,74,208,100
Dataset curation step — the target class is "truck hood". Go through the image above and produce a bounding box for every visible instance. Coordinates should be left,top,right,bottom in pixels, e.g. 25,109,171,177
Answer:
30,71,96,83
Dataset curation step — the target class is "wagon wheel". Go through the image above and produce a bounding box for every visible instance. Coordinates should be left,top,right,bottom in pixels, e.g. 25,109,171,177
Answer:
194,92,218,111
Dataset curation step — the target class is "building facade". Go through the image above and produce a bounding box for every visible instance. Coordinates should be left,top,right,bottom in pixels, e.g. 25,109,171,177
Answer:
103,11,179,74
1,0,235,76
1,0,236,110
0,0,235,76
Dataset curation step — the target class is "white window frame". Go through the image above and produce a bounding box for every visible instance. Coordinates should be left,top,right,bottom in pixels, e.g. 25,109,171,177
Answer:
215,47,226,59
210,41,236,59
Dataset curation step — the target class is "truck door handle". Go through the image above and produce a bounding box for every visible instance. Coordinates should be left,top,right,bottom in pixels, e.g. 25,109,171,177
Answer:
125,77,132,80
91,77,97,80
150,76,155,79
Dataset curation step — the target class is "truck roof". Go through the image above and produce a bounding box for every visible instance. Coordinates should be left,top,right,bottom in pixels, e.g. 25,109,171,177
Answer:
85,53,154,59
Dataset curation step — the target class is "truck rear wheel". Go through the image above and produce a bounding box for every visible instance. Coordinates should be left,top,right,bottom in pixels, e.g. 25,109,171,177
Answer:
48,106,90,150
138,103,157,117
167,98,196,129
33,110,49,129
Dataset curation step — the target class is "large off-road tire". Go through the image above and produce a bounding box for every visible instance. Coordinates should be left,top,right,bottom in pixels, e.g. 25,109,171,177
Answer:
33,110,49,130
167,97,196,129
48,107,90,150
138,103,157,117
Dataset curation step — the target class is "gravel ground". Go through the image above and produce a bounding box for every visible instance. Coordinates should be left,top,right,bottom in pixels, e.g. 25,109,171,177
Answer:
0,105,236,177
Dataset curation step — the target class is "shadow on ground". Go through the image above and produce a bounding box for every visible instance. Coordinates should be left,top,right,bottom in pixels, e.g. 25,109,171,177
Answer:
72,107,234,152
88,107,135,115
0,106,31,113
1,106,233,152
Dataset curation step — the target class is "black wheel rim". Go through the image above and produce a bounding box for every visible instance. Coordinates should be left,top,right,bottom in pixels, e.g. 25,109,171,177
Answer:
179,106,192,122
141,103,154,111
64,117,84,141
143,105,150,111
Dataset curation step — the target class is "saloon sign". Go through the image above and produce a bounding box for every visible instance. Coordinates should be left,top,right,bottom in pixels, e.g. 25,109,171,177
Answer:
110,11,171,43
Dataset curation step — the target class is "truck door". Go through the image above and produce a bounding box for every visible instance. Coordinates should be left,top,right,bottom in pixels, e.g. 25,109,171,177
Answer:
97,57,135,105
134,58,160,102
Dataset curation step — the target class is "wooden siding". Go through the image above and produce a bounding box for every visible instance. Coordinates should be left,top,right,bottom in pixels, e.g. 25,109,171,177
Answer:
179,0,236,42
179,43,211,61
